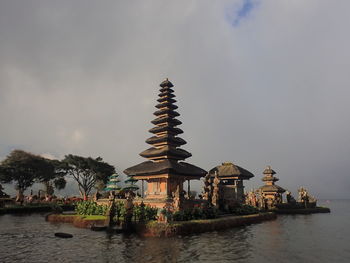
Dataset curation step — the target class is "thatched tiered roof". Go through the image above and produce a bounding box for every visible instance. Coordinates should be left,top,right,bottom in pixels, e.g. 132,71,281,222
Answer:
259,166,285,193
124,79,206,179
208,162,254,180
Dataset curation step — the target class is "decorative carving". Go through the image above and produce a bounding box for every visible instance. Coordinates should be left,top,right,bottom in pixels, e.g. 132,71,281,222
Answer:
298,187,317,208
212,172,220,207
123,192,134,229
172,185,181,211
246,190,257,207
202,173,212,203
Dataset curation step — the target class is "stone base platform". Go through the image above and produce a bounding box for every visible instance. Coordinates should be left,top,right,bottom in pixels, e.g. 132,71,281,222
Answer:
136,212,277,237
275,207,331,214
46,214,108,229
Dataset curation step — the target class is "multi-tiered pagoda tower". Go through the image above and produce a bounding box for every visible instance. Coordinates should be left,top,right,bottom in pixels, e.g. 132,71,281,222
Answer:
124,79,206,208
259,166,285,209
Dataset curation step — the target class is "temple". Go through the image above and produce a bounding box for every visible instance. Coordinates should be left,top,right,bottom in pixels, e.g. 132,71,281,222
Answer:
258,166,285,209
206,162,254,210
124,79,207,209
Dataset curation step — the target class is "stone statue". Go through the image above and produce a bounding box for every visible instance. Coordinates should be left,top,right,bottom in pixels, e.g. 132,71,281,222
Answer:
139,201,146,222
298,187,304,202
251,191,257,207
123,192,134,230
108,198,116,227
275,193,282,204
212,172,220,207
298,187,317,208
172,185,182,211
245,190,258,207
202,173,212,205
255,189,267,210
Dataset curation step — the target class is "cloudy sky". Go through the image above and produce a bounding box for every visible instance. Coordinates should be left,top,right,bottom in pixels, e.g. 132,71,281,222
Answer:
1,0,349,199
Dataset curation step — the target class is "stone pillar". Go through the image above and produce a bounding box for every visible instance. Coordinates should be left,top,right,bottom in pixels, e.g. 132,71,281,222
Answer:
187,180,190,198
141,180,144,198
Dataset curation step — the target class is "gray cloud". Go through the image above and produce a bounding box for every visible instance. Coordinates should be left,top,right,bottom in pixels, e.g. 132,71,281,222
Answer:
1,0,349,199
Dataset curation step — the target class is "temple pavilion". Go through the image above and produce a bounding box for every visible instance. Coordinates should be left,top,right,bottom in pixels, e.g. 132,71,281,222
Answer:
208,162,254,208
259,166,285,209
124,79,207,208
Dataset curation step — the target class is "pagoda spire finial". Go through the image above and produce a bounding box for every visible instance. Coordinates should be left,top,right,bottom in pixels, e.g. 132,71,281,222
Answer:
160,78,174,88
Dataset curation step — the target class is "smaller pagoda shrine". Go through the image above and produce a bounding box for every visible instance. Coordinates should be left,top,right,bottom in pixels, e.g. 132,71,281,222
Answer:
104,174,121,193
124,79,207,209
258,166,285,209
124,176,140,194
205,162,254,210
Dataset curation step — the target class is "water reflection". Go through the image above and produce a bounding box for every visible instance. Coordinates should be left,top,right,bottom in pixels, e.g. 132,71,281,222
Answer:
1,201,350,263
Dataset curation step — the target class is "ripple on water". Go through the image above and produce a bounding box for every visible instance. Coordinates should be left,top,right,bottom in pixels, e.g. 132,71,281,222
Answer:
1,202,350,263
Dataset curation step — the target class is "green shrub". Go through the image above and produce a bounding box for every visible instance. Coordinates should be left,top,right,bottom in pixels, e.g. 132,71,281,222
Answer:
202,206,218,219
144,206,158,221
173,210,184,221
75,200,108,216
109,202,157,222
172,207,218,221
231,204,259,215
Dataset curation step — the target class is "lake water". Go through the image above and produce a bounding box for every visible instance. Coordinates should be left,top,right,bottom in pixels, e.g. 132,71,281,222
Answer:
0,200,349,263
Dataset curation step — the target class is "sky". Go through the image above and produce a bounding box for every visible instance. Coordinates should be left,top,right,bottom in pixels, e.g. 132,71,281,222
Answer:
1,0,350,199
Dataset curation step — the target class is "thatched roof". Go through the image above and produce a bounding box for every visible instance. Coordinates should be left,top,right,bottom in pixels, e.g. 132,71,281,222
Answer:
124,159,207,178
159,90,174,97
208,162,254,180
158,93,175,98
159,79,174,88
146,135,186,146
151,116,182,126
263,166,276,175
157,97,177,103
149,126,183,135
155,103,178,110
124,78,206,179
262,176,279,182
159,87,174,93
154,109,179,117
259,184,285,193
140,146,192,159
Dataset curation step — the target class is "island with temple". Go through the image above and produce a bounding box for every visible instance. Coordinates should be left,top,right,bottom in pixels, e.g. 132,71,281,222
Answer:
1,78,330,237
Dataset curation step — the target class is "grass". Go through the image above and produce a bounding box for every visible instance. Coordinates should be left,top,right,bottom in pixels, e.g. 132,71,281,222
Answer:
80,215,107,220
57,214,107,220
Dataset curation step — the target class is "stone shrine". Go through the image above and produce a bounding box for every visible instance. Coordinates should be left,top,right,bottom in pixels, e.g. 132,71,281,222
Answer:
258,166,285,209
206,162,254,210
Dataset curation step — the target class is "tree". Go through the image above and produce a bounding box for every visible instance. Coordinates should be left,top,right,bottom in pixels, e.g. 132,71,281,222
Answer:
36,159,66,196
0,183,9,198
0,150,48,203
61,154,115,200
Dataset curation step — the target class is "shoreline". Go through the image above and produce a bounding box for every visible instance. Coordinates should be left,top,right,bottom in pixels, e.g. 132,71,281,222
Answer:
46,214,108,228
136,212,276,237
46,212,277,237
0,204,74,215
275,207,331,214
